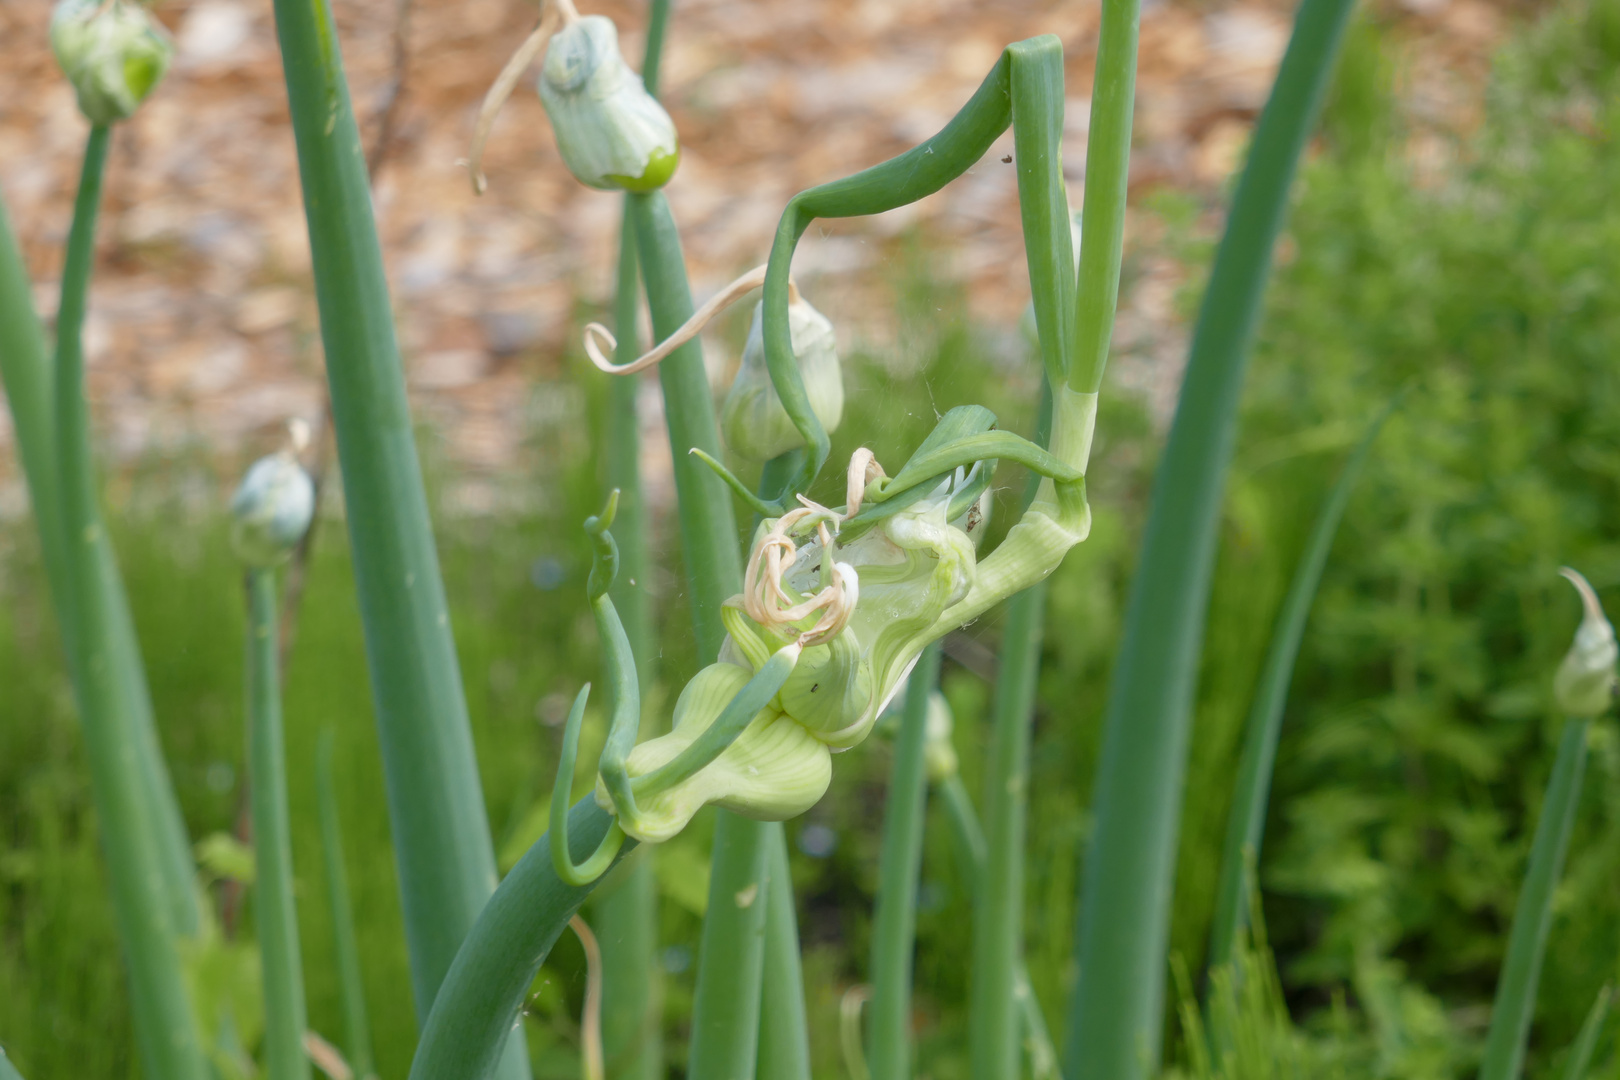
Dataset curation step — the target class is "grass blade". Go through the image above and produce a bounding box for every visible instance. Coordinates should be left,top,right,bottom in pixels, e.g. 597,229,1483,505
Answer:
316,731,377,1080
1206,402,1394,978
52,124,209,1080
758,823,813,1080
868,645,943,1080
1559,984,1610,1080
409,798,637,1080
1064,0,1357,1072
245,570,311,1080
268,1,519,1064
1479,718,1591,1080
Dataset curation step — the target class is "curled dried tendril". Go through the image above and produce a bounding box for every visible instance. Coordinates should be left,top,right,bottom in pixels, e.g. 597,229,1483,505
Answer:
583,266,800,375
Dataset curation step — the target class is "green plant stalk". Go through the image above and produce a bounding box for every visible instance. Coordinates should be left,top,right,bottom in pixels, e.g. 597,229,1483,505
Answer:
758,822,813,1080
1479,718,1591,1080
409,798,637,1080
970,583,1047,1080
269,4,521,1069
246,570,312,1080
590,4,671,1066
688,815,771,1077
868,645,943,1080
316,730,377,1080
1064,0,1355,1072
1206,403,1392,978
935,775,1058,1077
1559,984,1610,1080
52,124,210,1080
4,139,199,943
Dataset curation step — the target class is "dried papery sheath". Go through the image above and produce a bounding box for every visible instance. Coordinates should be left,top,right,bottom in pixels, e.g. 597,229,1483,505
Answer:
230,452,315,568
50,0,173,125
538,15,679,192
721,295,844,461
1554,567,1618,718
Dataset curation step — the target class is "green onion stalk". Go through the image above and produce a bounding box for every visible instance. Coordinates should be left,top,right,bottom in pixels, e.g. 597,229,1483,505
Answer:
51,122,210,1080
1478,569,1615,1080
267,2,526,1074
592,3,673,1071
867,645,943,1079
1064,0,1355,1072
317,732,378,1080
1558,985,1611,1080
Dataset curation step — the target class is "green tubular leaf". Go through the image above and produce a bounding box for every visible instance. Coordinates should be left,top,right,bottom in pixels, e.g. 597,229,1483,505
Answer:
52,125,210,1080
1479,719,1592,1080
270,0,519,1061
1206,400,1394,979
688,812,771,1077
1008,36,1075,388
869,430,1081,504
868,645,942,1080
1064,0,1356,1073
245,570,312,1080
315,731,377,1080
409,799,637,1080
758,822,813,1080
1559,984,1611,1080
629,191,744,655
552,686,628,886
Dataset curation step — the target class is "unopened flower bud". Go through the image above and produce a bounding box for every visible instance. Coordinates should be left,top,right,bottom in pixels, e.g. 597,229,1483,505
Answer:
721,294,844,461
538,15,679,192
51,0,172,126
230,453,315,568
1554,568,1618,718
922,691,958,783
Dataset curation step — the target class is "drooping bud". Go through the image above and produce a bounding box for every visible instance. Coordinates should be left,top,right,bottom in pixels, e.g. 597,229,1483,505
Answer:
50,0,173,126
537,15,679,192
721,294,844,461
1554,568,1618,718
230,452,315,569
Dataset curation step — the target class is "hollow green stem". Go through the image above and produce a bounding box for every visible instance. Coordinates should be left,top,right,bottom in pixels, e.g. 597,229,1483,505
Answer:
592,849,661,1080
758,822,812,1080
409,798,637,1080
1559,984,1610,1080
53,124,209,1080
1064,0,1354,1073
246,569,312,1080
1479,719,1591,1080
868,645,943,1080
1067,0,1140,393
269,4,519,1069
687,812,771,1079
1207,402,1392,978
316,731,377,1080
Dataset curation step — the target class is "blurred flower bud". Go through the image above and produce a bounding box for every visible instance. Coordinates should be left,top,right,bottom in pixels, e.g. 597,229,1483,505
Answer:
537,15,679,192
230,452,315,568
50,0,172,126
721,294,844,461
922,690,958,784
1554,568,1618,718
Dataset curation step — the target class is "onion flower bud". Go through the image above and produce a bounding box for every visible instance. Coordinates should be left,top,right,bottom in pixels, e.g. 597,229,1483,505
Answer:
538,15,679,192
1554,568,1618,718
50,0,173,125
230,452,315,569
720,293,844,461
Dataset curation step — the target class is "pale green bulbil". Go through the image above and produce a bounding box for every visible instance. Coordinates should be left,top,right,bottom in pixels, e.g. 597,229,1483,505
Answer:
922,690,958,784
538,16,679,192
596,663,832,844
777,626,875,739
50,0,173,125
1554,568,1618,718
721,297,844,461
230,452,315,569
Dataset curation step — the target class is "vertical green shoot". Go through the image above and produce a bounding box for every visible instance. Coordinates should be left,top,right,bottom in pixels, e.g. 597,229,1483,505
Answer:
316,731,377,1080
1558,985,1610,1080
1207,403,1392,978
53,124,210,1080
1478,719,1591,1080
246,570,311,1080
868,645,943,1079
758,823,813,1080
269,4,520,1071
1064,0,1356,1073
